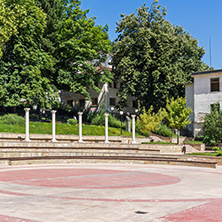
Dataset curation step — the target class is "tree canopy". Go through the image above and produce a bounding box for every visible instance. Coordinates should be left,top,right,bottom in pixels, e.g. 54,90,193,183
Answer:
112,0,208,111
0,0,112,108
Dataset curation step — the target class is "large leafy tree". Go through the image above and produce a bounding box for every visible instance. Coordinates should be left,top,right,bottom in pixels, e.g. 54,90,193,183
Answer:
0,0,18,58
112,0,208,111
0,0,57,108
0,0,112,109
54,0,112,99
35,0,112,99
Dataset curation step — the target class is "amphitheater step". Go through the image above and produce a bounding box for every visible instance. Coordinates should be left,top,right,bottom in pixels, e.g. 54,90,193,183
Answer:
5,156,217,168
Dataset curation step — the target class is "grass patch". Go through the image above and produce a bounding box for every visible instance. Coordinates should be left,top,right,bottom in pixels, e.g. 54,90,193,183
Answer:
185,141,203,144
0,120,142,137
186,152,219,157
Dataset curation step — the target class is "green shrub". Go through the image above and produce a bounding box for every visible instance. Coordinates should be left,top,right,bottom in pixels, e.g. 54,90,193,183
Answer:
203,103,222,145
154,124,173,137
212,147,222,156
108,115,123,128
137,106,166,135
91,114,104,125
194,135,204,141
1,114,25,125
67,118,77,125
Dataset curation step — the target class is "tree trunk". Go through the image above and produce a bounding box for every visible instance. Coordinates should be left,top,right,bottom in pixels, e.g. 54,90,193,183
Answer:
37,105,42,121
177,129,180,144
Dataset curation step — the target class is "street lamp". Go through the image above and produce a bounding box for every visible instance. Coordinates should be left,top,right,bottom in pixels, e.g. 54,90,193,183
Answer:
120,111,124,135
111,107,114,116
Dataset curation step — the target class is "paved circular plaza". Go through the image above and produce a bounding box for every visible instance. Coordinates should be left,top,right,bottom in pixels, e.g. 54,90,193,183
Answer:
0,163,221,222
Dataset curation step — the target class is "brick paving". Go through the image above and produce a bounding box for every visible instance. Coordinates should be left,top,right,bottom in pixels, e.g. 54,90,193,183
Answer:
0,163,221,221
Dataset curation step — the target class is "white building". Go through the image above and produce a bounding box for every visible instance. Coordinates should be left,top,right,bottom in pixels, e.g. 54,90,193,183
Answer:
59,55,138,114
185,69,222,136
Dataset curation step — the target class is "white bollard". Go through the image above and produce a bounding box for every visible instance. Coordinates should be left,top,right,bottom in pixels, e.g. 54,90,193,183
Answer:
51,110,57,142
104,113,109,143
131,115,136,144
78,112,84,143
24,108,31,141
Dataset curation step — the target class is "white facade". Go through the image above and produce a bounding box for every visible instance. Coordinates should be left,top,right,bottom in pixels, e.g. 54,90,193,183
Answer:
59,55,138,114
59,82,138,114
186,69,222,136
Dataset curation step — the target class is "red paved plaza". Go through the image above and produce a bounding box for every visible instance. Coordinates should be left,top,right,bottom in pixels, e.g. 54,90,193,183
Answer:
0,164,221,221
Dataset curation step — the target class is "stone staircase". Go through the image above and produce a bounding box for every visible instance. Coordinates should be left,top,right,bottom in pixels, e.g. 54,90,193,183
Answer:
0,133,218,168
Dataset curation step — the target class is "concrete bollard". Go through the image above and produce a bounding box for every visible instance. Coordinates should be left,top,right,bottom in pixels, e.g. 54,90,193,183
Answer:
24,108,31,141
131,115,136,144
104,113,109,143
78,112,84,143
51,110,57,142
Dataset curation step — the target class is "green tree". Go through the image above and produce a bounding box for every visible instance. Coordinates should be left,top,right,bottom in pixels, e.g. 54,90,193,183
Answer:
0,0,112,110
137,106,166,136
112,0,208,111
0,0,57,108
166,97,192,143
54,0,112,99
203,103,222,146
0,0,18,58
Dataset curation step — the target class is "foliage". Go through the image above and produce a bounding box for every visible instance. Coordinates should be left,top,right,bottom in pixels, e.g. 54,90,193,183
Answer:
194,135,204,141
165,97,192,130
154,124,173,137
0,0,58,108
0,0,18,58
1,114,25,125
186,152,220,157
137,106,166,136
212,147,222,156
203,105,222,146
185,141,203,144
0,0,112,109
90,111,125,129
52,0,112,99
0,119,139,137
112,0,208,110
67,118,77,125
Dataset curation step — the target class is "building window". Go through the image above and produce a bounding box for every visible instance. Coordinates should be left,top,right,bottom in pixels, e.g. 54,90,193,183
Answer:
211,78,219,92
67,100,73,107
110,98,116,106
132,100,138,108
92,98,97,106
113,81,117,88
79,99,85,107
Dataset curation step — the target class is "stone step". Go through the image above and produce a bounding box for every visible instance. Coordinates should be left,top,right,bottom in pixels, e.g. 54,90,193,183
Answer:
0,147,159,154
0,141,141,148
0,151,171,158
5,156,217,168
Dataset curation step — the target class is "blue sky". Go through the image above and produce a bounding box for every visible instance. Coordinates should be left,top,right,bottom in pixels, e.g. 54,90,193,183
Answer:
81,0,222,69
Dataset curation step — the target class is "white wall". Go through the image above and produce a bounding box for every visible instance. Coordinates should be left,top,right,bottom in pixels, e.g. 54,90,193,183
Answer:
193,72,222,135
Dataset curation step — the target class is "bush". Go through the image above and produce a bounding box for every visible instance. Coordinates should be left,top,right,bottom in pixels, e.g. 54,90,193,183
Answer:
91,113,104,125
203,104,222,145
91,113,126,129
108,115,122,128
1,114,25,125
212,147,222,156
194,135,204,141
137,106,166,136
67,118,77,125
154,124,173,137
